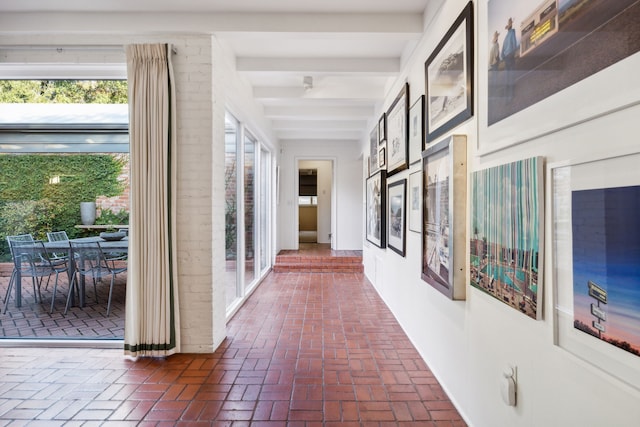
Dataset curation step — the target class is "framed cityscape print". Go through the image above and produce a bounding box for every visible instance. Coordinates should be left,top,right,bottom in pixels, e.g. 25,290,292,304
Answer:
477,0,640,154
409,170,422,233
425,1,474,143
386,82,409,176
387,179,407,257
470,156,544,319
366,170,387,248
369,125,379,176
409,95,425,165
551,151,640,391
422,135,467,300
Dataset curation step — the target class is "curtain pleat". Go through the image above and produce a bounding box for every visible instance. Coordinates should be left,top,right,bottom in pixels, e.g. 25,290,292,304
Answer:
124,43,180,358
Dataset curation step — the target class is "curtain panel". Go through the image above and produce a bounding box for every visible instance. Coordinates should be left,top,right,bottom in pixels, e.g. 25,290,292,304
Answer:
124,44,180,357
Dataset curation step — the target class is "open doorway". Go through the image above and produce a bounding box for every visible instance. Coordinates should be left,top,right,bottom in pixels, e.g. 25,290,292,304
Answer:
297,160,333,248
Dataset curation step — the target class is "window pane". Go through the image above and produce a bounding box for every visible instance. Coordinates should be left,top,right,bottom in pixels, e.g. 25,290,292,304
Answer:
260,147,269,272
244,133,256,286
224,113,239,309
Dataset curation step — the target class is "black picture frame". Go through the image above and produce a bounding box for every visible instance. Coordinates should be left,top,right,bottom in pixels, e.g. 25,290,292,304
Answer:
386,82,410,176
387,178,407,257
378,147,386,168
425,1,474,143
366,170,387,248
369,125,380,176
378,113,387,144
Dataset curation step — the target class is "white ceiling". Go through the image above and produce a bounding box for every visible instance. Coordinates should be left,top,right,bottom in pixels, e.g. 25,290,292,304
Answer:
0,0,431,146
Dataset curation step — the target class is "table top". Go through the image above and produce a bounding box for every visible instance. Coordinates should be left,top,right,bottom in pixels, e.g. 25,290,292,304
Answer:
74,225,129,230
44,236,129,251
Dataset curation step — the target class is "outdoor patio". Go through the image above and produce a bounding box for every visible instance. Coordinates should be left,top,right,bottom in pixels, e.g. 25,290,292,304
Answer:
0,263,126,340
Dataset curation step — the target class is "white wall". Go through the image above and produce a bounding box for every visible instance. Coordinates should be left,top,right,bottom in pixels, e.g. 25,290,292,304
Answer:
278,141,362,251
0,31,276,353
363,1,640,426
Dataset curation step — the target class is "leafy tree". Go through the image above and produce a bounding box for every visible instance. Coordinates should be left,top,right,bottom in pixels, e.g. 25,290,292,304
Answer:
0,80,127,104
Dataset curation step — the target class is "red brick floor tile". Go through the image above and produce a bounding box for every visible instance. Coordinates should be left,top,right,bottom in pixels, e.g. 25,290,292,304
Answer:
0,261,467,426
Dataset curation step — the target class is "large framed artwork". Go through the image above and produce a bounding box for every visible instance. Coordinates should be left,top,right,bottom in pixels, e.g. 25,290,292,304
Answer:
387,179,407,256
421,135,467,300
478,0,640,154
425,1,474,143
386,83,410,176
369,125,379,176
470,156,544,318
409,170,421,233
366,170,387,248
408,95,425,165
551,151,640,390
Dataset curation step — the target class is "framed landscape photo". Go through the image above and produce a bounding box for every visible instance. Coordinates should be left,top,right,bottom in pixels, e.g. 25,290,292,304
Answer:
409,170,422,233
470,156,544,318
425,1,474,143
422,135,467,300
387,179,407,257
551,151,640,391
366,170,387,248
409,95,425,165
386,82,410,176
370,125,379,176
478,0,640,154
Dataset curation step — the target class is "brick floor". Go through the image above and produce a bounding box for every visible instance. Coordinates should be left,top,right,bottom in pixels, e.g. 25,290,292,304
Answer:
0,268,467,425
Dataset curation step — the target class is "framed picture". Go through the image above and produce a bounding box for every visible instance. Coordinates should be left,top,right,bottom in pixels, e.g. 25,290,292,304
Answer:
409,170,421,233
369,125,379,176
425,1,474,143
386,83,410,175
408,95,424,165
378,113,386,144
470,156,544,318
550,150,640,391
366,170,387,248
378,147,386,168
387,179,406,257
478,0,640,154
422,135,467,299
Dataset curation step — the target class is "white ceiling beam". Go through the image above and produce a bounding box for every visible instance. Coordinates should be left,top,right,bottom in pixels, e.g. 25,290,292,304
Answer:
279,138,360,145
271,119,366,130
276,129,363,140
254,86,383,100
0,12,424,34
264,105,374,119
237,57,399,73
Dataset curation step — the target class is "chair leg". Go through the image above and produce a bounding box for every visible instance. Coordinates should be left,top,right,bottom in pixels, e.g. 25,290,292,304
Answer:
49,272,60,314
106,275,115,317
31,277,40,304
64,273,78,315
2,270,16,314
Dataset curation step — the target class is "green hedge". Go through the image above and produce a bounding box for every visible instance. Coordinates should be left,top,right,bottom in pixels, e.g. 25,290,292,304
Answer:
0,154,126,261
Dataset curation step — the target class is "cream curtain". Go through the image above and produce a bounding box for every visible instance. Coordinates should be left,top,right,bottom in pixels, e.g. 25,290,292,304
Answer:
124,44,180,357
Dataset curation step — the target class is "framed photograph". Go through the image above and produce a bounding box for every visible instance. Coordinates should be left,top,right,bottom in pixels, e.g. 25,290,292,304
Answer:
366,170,387,248
470,156,544,318
378,113,386,144
369,125,379,176
409,95,425,165
478,0,640,154
386,83,410,175
387,179,406,257
378,147,386,168
409,170,422,233
425,1,474,143
551,151,640,391
422,135,467,299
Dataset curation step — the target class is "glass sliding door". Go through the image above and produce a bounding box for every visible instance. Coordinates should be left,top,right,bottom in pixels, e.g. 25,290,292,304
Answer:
243,133,256,287
259,146,270,274
224,113,240,310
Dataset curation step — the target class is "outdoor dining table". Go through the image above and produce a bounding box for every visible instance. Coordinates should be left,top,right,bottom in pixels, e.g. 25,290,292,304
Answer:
10,236,128,309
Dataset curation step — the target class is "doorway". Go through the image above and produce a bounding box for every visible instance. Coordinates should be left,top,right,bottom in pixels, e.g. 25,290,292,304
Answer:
297,160,334,248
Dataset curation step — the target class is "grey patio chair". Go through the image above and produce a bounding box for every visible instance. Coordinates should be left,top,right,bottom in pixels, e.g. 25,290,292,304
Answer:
3,240,69,314
65,240,127,317
46,230,71,263
3,234,35,308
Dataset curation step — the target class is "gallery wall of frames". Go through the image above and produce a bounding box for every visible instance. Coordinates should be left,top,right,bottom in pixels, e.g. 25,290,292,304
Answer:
363,0,640,425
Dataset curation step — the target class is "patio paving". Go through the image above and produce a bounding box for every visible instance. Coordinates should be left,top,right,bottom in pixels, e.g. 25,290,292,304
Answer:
0,263,126,340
